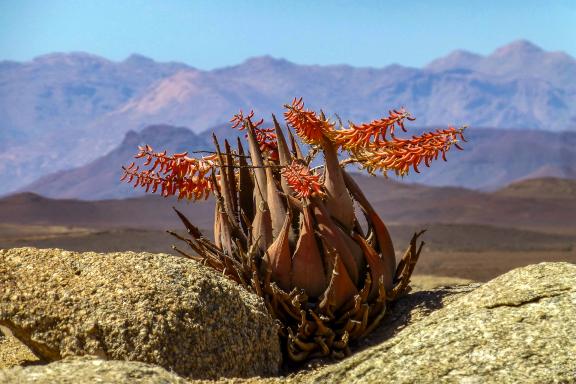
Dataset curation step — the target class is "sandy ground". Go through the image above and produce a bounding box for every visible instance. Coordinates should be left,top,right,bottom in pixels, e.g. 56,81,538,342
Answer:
415,249,576,281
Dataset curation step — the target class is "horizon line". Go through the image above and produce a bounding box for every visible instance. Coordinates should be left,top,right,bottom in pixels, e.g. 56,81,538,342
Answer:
1,39,572,71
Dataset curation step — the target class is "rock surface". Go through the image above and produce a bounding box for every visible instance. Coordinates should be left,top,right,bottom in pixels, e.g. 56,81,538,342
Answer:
2,261,574,383
0,248,281,379
304,262,576,383
0,326,38,369
0,356,190,384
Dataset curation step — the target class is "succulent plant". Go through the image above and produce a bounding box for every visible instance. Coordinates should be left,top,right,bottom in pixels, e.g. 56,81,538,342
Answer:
122,98,466,361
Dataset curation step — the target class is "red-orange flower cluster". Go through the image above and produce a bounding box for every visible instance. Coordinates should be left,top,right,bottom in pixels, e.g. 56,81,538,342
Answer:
120,145,216,200
280,160,325,199
231,110,279,160
353,127,466,175
122,98,466,202
333,108,415,150
283,97,334,145
230,110,264,129
253,127,279,160
281,99,466,176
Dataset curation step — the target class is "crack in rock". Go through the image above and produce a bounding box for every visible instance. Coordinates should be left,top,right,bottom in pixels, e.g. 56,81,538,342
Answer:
484,288,571,309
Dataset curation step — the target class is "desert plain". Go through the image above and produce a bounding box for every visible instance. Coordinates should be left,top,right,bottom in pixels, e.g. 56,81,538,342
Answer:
1,174,574,283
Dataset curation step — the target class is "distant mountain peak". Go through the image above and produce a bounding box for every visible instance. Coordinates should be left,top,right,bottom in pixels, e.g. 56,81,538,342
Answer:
123,53,155,65
239,55,294,69
117,69,202,115
426,49,482,71
491,39,544,57
139,124,195,137
120,125,198,148
244,55,288,63
32,51,110,65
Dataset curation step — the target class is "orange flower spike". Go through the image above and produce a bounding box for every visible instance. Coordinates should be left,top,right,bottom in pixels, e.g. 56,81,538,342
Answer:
356,126,466,176
283,97,335,145
230,110,246,129
280,160,325,199
334,108,414,150
121,148,217,201
232,109,264,130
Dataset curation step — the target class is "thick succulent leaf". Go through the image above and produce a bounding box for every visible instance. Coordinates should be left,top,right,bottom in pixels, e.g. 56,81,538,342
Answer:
342,171,396,289
319,254,358,315
273,114,292,166
246,122,273,251
251,173,273,251
353,233,389,301
237,138,254,229
246,120,268,201
286,124,305,160
224,139,239,216
320,137,355,231
212,134,235,219
251,198,273,252
213,200,222,249
273,113,294,197
291,207,328,299
336,222,367,284
211,139,249,250
367,211,395,291
271,118,299,244
264,212,293,292
217,207,235,256
265,165,287,238
311,198,361,286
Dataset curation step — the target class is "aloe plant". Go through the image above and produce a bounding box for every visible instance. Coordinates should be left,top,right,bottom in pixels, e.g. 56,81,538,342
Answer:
122,98,466,361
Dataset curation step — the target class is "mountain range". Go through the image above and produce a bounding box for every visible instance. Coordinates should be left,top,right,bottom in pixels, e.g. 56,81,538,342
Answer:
1,40,575,195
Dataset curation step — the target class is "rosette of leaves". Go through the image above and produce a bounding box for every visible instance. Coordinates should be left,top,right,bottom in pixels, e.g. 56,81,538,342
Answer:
122,99,466,362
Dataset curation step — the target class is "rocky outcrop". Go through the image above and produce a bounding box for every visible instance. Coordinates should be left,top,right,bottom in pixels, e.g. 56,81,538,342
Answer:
0,248,281,379
2,258,574,383
305,262,576,383
0,356,190,384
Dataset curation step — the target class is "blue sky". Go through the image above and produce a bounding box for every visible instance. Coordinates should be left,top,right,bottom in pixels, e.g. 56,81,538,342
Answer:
1,0,575,69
